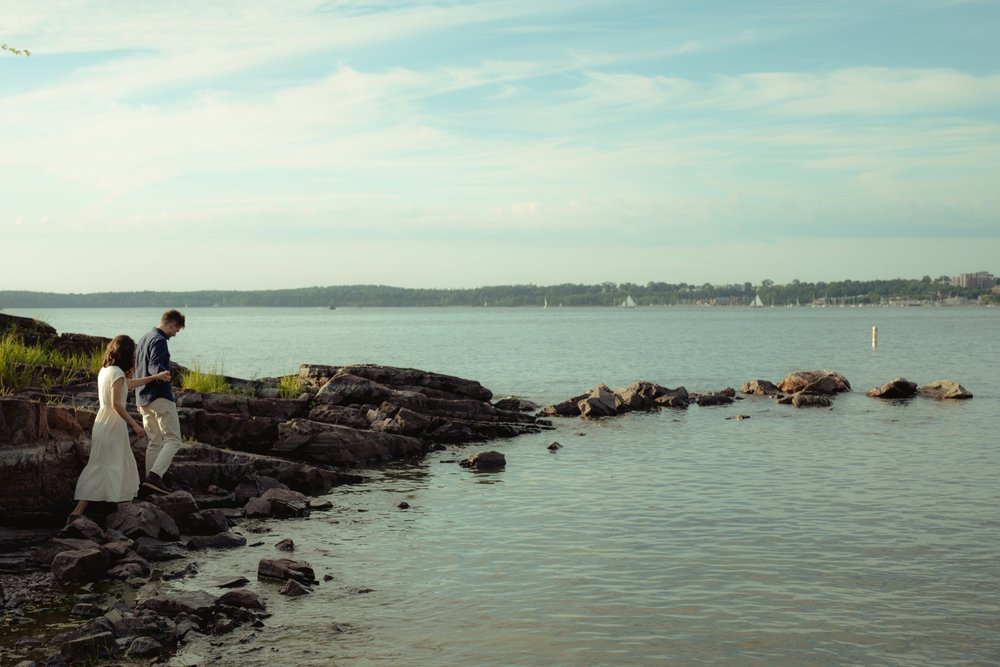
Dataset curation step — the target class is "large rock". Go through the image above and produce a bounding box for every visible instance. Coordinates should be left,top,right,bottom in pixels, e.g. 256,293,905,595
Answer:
149,491,200,526
918,380,973,400
866,378,918,399
777,370,851,395
106,502,180,542
275,419,428,467
0,399,93,518
301,364,493,402
578,385,618,419
539,392,588,417
260,487,310,518
177,408,284,452
51,547,110,583
654,386,690,408
614,381,666,412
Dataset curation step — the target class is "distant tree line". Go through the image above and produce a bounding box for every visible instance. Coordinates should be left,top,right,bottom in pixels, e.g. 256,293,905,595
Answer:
0,276,994,309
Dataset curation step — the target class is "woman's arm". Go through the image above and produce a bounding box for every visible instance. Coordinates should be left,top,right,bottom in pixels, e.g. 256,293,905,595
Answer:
126,370,171,390
112,377,146,437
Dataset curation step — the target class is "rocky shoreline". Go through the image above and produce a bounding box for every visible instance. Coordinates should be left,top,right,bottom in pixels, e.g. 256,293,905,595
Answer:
0,313,973,665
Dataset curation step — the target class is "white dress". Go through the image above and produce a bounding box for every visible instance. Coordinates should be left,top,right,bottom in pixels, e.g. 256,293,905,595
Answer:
74,365,140,502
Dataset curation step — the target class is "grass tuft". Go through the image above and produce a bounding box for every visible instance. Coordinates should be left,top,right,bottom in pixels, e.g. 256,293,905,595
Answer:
278,374,304,399
180,364,233,394
0,331,103,395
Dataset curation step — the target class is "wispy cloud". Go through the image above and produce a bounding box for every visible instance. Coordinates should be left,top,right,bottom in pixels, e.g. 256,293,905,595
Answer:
2,0,998,289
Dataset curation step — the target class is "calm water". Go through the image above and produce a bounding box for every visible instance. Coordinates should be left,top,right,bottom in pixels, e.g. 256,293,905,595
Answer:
7,306,1000,666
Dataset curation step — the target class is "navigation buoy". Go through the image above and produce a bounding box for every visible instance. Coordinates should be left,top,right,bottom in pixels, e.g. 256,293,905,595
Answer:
872,325,878,349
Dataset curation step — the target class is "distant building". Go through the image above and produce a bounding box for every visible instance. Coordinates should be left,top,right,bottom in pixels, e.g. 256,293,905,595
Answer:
952,271,997,289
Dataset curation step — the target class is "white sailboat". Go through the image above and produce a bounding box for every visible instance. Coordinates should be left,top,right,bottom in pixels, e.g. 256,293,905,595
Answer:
621,295,637,308
751,293,764,308
544,297,548,309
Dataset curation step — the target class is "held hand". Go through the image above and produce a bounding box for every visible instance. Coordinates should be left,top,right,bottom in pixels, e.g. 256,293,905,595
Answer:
132,423,146,439
158,370,172,382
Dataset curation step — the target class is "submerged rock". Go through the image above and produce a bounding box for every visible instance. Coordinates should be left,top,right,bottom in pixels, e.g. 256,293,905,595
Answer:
460,451,506,470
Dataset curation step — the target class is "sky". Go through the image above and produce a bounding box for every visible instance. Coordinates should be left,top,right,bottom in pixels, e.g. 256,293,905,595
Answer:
2,0,999,292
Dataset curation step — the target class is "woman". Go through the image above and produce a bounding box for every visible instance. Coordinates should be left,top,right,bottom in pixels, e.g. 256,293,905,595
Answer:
67,335,171,522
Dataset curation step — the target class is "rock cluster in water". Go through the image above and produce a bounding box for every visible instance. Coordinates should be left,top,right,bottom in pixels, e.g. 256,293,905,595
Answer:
544,369,974,419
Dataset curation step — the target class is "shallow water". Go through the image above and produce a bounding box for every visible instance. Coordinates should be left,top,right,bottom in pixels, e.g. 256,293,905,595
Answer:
7,306,1000,665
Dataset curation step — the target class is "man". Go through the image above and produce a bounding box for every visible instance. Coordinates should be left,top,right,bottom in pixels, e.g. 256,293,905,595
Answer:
135,309,185,495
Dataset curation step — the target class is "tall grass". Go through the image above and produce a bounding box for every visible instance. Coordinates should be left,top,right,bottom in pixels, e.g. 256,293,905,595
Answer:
0,331,103,395
278,374,304,399
180,364,234,394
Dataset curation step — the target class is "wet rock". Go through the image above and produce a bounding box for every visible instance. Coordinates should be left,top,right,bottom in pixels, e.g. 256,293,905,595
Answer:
308,499,333,511
866,378,918,399
918,380,973,400
184,509,230,536
260,487,309,518
279,579,311,597
59,516,107,544
397,502,410,510
777,370,851,395
244,497,272,519
216,589,266,611
460,451,506,470
275,538,295,551
547,442,562,451
258,558,315,584
215,576,250,588
51,548,110,583
186,532,247,550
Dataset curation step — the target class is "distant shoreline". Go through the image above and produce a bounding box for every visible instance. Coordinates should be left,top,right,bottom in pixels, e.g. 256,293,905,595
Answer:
2,277,996,309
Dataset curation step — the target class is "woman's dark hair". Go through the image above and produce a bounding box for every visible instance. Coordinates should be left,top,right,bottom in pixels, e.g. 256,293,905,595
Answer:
102,335,136,373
